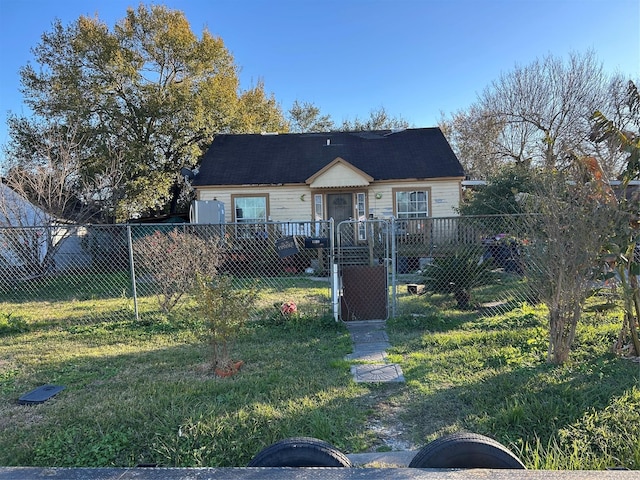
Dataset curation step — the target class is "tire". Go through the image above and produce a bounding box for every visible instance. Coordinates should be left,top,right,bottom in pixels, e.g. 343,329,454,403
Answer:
247,437,352,467
408,432,525,469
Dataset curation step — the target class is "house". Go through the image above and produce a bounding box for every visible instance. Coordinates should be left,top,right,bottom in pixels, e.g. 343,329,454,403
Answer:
0,183,89,275
191,128,465,227
0,182,51,271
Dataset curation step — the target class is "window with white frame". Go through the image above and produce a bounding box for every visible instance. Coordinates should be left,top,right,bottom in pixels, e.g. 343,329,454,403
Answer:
356,192,367,240
314,194,323,221
395,189,430,218
233,195,268,222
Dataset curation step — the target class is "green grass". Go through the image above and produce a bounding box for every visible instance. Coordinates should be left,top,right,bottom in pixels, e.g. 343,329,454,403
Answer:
0,272,332,326
0,271,133,302
0,314,371,467
0,275,638,469
386,298,640,470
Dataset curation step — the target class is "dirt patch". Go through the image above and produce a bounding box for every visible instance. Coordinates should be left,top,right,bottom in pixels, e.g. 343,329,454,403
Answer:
364,390,416,452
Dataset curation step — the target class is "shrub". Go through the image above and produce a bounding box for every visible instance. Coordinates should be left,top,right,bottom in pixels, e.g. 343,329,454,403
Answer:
193,274,258,373
422,247,496,309
134,229,222,312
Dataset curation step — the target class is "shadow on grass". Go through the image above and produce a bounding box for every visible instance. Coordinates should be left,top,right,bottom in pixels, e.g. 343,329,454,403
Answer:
395,345,638,467
0,317,377,468
0,271,133,303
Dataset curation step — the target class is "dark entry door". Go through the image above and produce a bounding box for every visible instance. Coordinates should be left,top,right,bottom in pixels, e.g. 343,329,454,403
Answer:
327,193,353,223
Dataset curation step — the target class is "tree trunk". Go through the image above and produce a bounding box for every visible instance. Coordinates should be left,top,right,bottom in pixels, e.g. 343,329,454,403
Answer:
454,289,471,310
615,254,640,357
627,273,640,356
548,306,577,364
168,179,181,215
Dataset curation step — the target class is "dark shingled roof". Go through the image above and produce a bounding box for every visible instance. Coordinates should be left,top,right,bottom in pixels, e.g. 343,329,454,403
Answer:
193,128,464,186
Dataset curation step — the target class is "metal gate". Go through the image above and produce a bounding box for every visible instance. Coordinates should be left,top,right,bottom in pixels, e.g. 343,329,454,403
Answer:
336,219,392,320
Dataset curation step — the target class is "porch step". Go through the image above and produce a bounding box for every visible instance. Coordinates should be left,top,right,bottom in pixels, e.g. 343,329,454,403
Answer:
337,246,372,266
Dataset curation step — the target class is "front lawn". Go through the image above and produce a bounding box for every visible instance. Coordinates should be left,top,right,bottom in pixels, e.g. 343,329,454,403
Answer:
386,300,640,469
0,284,638,469
0,314,369,467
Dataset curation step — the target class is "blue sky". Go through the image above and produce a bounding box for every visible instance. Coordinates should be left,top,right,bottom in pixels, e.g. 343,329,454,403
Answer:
0,0,638,146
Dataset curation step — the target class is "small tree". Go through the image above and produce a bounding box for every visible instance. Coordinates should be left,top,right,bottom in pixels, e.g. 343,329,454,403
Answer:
520,166,617,364
458,164,535,216
133,229,222,312
194,274,257,374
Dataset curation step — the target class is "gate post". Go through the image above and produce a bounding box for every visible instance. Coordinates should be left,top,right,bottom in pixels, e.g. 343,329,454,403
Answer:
329,218,340,322
390,217,397,318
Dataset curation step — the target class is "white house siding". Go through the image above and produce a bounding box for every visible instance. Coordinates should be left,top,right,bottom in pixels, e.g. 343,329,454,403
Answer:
308,160,372,188
198,185,313,222
197,178,461,224
0,184,51,269
53,226,92,271
366,179,461,219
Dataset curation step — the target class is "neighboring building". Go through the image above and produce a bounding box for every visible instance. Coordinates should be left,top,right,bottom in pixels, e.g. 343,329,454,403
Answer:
0,182,51,271
0,183,89,274
191,128,465,225
0,182,50,227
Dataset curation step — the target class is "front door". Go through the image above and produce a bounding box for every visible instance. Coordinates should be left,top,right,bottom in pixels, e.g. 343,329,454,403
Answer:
327,193,353,223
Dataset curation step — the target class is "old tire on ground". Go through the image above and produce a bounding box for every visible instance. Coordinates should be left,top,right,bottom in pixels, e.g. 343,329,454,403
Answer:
408,432,525,469
247,437,352,467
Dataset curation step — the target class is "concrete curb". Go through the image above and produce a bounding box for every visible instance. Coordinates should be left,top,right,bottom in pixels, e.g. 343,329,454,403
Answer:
347,450,416,467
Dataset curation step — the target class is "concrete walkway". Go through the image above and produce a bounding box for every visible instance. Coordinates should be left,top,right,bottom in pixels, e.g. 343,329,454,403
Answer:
344,320,405,383
343,320,411,465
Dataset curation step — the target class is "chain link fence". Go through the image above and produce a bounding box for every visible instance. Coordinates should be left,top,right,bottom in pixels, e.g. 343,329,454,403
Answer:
393,215,535,316
129,221,334,322
0,221,335,325
0,215,543,326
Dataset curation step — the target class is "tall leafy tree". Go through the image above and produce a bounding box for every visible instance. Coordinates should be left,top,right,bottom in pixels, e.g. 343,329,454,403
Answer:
9,4,284,221
286,102,408,133
231,80,287,134
287,100,333,133
340,106,410,131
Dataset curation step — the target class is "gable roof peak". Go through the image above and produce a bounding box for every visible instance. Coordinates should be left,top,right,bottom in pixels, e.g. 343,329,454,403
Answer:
306,157,373,188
